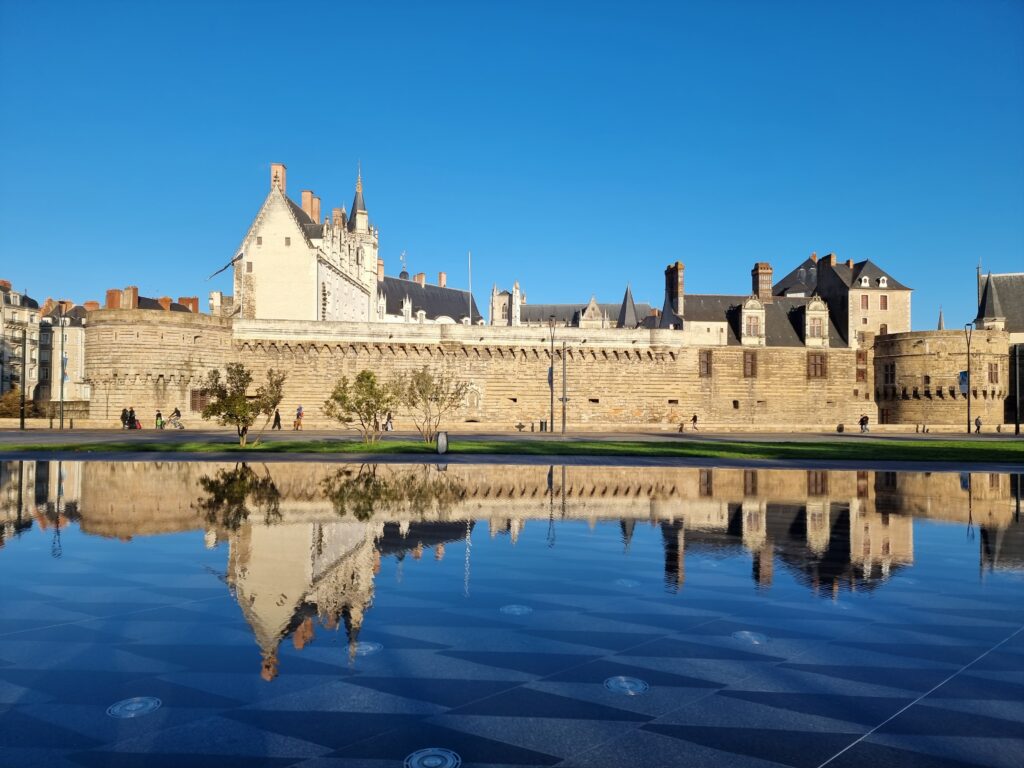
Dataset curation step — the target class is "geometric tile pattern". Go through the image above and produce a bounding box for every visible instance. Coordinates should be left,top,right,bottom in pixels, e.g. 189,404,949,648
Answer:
1,495,1022,768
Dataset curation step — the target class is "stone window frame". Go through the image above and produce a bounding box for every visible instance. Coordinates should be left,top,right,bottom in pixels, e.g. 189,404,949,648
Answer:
699,349,712,377
860,295,869,310
743,351,757,378
808,316,824,339
880,294,888,311
988,363,999,384
807,352,828,379
744,315,761,338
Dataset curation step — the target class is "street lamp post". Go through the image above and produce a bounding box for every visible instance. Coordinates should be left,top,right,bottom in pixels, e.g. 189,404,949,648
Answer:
58,305,66,431
561,340,567,435
964,322,974,435
19,327,27,431
547,316,556,433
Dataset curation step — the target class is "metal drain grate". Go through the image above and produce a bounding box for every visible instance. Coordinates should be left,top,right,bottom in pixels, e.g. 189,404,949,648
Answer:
404,747,462,768
604,676,649,695
107,697,162,719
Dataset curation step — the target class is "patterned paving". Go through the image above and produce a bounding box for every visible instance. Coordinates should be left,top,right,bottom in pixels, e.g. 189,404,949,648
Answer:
0,482,1022,767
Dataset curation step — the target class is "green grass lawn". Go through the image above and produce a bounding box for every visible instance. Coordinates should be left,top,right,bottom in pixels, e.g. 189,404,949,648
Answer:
1,437,1022,463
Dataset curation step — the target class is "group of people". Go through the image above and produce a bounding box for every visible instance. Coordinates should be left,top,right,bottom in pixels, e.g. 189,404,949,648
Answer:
270,405,307,430
120,407,181,430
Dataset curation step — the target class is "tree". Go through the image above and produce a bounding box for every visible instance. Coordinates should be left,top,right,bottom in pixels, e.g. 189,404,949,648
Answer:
200,363,287,446
195,464,281,530
402,366,470,443
323,369,402,444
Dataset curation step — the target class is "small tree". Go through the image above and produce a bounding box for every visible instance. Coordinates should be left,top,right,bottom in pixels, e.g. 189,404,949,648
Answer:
323,369,402,444
200,364,287,446
403,366,469,443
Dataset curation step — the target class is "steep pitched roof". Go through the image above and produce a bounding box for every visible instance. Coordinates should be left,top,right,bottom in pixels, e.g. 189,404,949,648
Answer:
617,285,639,328
976,272,1017,328
681,294,847,347
658,294,682,329
774,257,910,294
379,276,481,322
773,257,821,296
350,172,366,215
985,273,1024,332
286,198,324,240
520,300,654,327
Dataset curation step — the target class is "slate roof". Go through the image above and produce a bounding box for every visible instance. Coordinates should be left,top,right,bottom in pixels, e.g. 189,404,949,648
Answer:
617,286,639,328
774,258,910,295
380,276,481,323
977,273,1024,332
136,297,193,313
520,300,654,327
44,305,88,327
1,289,39,309
287,198,324,240
682,295,847,347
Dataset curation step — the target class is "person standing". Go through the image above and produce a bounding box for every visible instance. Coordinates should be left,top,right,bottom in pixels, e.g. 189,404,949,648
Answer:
155,410,164,430
294,405,304,431
272,409,282,430
127,407,137,430
120,408,129,430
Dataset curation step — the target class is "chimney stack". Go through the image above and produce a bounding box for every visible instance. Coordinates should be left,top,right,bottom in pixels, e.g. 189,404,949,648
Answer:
301,190,314,220
845,259,854,269
270,163,287,194
178,296,199,313
332,207,343,227
83,301,100,312
664,261,685,317
377,258,385,282
105,289,121,309
414,272,426,287
810,252,818,263
751,262,773,302
438,271,447,288
311,195,321,224
826,253,837,266
158,296,172,311
0,279,11,291
122,286,139,310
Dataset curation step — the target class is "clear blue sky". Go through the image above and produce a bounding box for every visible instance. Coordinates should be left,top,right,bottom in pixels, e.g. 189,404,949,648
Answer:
1,0,1021,329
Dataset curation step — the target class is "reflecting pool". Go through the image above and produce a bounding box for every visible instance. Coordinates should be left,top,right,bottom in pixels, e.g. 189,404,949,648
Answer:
0,461,1022,767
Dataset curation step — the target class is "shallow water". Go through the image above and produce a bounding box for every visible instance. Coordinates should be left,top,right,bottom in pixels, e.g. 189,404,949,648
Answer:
0,461,1022,767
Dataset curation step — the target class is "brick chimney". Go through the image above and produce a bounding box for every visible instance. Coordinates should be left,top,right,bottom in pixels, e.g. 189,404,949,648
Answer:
845,259,854,269
105,289,121,309
301,190,314,220
40,298,56,316
810,252,818,263
158,296,172,311
751,262,773,302
178,296,199,313
377,258,385,282
122,286,139,310
0,279,11,291
311,195,321,224
664,261,685,316
83,301,100,312
414,272,426,287
332,207,343,227
270,162,287,193
438,271,447,288
825,253,837,266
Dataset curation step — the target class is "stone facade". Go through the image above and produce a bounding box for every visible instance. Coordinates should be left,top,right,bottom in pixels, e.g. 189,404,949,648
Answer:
873,330,1009,426
0,280,42,399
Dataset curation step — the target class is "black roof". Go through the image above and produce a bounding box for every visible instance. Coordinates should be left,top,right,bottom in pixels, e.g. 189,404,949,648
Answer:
617,286,639,328
977,273,1024,332
774,257,910,295
380,276,481,322
520,300,654,327
683,294,847,347
1,290,38,309
136,297,192,313
287,198,324,240
44,305,88,326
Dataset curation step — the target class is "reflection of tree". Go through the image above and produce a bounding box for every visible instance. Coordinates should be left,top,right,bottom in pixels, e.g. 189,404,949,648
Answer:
195,464,282,530
321,465,466,520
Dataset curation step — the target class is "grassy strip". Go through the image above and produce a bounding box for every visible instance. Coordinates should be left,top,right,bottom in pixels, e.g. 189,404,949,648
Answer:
1,438,1022,463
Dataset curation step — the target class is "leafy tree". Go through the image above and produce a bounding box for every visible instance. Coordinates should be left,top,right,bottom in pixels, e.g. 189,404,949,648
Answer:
402,366,470,443
321,464,466,520
0,387,39,418
200,364,287,446
323,369,402,444
194,464,281,530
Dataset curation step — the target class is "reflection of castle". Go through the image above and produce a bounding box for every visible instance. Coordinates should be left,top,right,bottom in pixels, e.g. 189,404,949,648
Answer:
2,461,1022,678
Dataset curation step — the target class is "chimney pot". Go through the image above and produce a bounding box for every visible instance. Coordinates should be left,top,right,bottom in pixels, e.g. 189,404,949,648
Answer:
414,272,426,287
438,271,447,288
270,163,287,194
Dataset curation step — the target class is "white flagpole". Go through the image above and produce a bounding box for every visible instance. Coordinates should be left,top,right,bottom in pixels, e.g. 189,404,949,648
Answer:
467,250,473,323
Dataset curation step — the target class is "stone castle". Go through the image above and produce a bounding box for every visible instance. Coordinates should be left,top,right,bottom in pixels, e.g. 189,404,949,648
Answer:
6,161,1020,430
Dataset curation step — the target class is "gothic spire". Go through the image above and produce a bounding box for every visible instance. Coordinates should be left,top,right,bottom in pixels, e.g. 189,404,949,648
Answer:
617,284,639,328
937,306,944,330
351,164,367,214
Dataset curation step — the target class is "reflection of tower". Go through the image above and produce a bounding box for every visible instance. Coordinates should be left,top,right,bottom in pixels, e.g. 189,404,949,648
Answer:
805,501,831,556
741,500,767,552
661,521,685,592
752,544,773,587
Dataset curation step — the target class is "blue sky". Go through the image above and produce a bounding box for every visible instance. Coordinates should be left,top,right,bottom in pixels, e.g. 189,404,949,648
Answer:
1,0,1021,328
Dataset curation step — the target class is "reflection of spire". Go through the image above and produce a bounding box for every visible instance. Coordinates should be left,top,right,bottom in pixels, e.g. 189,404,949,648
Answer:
620,519,635,551
661,521,685,592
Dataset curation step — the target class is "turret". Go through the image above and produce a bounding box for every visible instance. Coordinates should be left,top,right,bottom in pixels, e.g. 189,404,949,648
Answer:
348,167,369,233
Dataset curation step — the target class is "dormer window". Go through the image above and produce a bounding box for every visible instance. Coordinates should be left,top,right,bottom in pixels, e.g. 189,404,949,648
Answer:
744,315,761,337
879,277,888,288
860,276,870,287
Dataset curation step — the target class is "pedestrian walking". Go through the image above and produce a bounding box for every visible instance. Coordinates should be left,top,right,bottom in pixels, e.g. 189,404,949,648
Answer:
272,409,282,430
294,405,304,431
155,410,164,430
691,413,699,431
127,407,137,430
120,408,129,430
859,414,869,433
384,412,394,432
975,416,982,434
